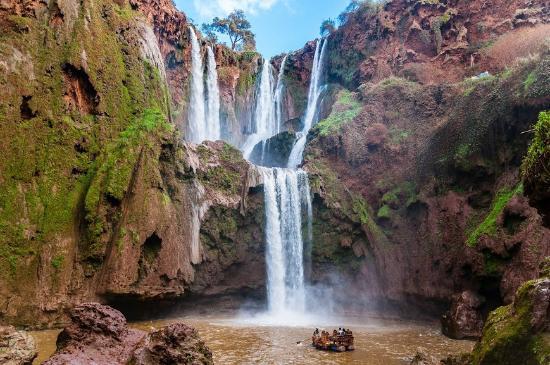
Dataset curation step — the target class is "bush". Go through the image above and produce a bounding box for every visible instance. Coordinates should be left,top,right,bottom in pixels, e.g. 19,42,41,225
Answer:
482,24,550,69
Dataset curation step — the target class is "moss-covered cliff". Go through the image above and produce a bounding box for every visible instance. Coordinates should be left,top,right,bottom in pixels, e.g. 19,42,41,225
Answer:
0,0,268,327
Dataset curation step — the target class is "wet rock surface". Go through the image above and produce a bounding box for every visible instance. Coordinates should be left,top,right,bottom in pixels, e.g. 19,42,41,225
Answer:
43,303,146,365
130,323,213,365
470,274,550,365
0,326,37,365
441,291,485,340
43,303,212,365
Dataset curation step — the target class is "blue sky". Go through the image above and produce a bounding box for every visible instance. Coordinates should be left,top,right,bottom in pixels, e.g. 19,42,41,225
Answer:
174,0,350,58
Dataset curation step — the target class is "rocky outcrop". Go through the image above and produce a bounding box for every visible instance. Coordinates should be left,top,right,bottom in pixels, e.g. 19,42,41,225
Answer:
44,303,212,365
324,0,549,87
441,291,484,340
249,131,297,167
44,303,146,365
130,324,213,365
0,326,37,365
470,271,549,365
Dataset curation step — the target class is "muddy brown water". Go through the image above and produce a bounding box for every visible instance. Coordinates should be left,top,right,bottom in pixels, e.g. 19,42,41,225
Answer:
31,315,474,364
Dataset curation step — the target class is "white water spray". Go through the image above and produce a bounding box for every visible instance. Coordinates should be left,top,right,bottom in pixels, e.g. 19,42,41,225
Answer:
274,55,288,134
187,27,221,143
187,27,206,143
288,39,328,168
138,24,167,82
260,167,313,318
241,59,277,159
206,46,221,141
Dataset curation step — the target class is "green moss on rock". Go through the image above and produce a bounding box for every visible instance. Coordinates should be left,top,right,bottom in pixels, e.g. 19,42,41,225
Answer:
466,184,523,247
471,277,550,365
315,89,362,136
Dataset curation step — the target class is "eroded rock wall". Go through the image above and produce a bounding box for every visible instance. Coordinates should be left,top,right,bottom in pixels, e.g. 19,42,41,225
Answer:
0,0,266,327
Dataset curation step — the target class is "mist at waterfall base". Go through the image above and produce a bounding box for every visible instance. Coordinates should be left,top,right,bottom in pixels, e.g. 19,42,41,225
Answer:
234,39,349,328
183,31,361,327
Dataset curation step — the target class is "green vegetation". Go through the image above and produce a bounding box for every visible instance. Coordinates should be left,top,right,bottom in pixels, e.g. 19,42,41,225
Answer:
315,89,362,136
237,69,257,96
471,276,550,365
522,111,549,179
320,19,337,36
84,108,170,251
388,127,410,144
466,184,524,247
524,71,536,91
202,10,256,51
0,0,172,285
377,205,391,219
353,196,389,245
51,255,64,270
381,182,418,209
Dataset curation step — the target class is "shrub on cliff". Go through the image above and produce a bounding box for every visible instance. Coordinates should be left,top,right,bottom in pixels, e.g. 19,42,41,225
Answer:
522,111,550,225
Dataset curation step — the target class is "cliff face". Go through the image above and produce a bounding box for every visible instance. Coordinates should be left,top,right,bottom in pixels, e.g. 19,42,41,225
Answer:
0,0,267,327
279,0,550,316
325,0,549,87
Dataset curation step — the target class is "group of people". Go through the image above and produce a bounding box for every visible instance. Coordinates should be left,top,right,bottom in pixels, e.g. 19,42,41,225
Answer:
312,327,353,338
335,328,352,336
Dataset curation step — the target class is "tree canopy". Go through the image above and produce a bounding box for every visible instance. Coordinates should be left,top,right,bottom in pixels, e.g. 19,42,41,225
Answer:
202,10,256,51
320,19,336,37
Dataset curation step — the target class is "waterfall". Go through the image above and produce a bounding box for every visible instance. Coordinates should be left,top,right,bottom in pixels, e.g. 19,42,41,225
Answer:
274,55,288,134
187,27,206,143
187,27,221,143
241,59,277,159
260,167,312,316
206,46,221,141
288,39,328,168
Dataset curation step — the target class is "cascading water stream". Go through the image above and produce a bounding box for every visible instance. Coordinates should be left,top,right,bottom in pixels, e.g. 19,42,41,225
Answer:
187,27,221,143
206,46,221,141
260,168,312,316
238,42,325,322
187,27,206,143
241,59,277,159
288,39,328,168
274,55,288,135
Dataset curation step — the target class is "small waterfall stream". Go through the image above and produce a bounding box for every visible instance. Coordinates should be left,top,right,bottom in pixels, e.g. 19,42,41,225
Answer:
206,46,221,141
274,55,288,134
241,59,277,159
187,27,207,143
187,27,221,143
288,39,328,168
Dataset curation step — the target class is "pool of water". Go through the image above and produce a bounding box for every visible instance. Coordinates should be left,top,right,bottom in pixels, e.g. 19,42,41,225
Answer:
31,314,473,364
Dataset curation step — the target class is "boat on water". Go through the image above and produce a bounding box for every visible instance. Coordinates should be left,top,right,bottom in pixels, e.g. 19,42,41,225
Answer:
311,329,355,352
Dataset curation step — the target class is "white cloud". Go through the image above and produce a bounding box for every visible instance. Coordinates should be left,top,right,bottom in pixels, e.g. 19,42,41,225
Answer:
193,0,279,20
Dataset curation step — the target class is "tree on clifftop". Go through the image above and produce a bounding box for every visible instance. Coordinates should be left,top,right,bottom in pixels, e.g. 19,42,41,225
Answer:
320,19,336,36
202,10,256,51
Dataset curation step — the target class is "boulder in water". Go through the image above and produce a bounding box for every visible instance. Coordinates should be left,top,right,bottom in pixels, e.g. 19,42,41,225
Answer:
129,323,213,364
44,303,213,365
441,290,484,340
43,303,145,365
0,326,37,365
